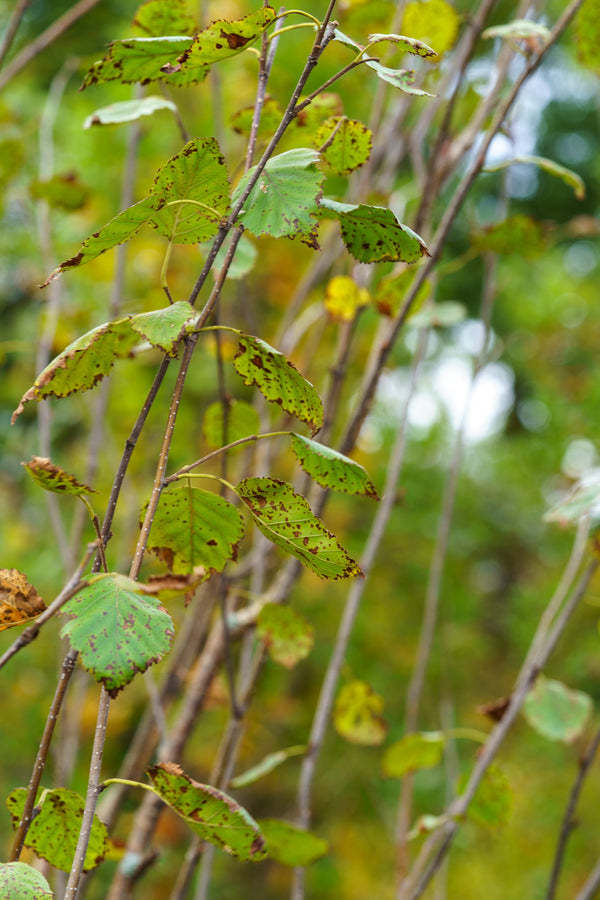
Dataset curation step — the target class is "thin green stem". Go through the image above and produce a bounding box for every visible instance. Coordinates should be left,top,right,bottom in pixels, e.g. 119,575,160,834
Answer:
100,778,158,794
273,9,321,27
165,431,290,483
268,22,317,41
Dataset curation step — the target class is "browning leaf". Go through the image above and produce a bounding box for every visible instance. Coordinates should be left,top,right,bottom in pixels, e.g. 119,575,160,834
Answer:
0,569,46,632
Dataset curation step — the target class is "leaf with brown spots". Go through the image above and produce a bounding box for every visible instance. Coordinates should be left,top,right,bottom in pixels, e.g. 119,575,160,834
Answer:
59,573,174,696
233,334,323,434
163,8,276,83
319,197,430,264
12,318,138,422
236,478,362,580
334,679,388,745
145,481,245,575
314,117,372,175
22,456,95,496
6,787,107,873
257,603,314,668
290,434,379,498
147,763,267,861
232,148,323,244
0,569,46,632
150,138,230,244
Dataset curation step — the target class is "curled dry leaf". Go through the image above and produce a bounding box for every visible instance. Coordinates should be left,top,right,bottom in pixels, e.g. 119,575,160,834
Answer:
0,569,46,632
139,568,207,605
22,456,95,495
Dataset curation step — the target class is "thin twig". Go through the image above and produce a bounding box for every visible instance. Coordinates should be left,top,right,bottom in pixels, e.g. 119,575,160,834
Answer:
397,252,498,880
0,0,102,91
0,0,32,70
339,0,586,457
291,329,429,900
64,686,111,900
9,648,79,860
397,557,599,900
545,722,600,900
573,856,600,900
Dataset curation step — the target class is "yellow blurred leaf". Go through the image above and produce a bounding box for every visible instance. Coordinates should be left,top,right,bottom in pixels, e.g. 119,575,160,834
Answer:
324,276,370,322
401,0,460,57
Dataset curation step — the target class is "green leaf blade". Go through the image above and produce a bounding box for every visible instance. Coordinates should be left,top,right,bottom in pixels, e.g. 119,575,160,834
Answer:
257,603,314,668
383,732,446,778
6,788,107,873
59,573,174,695
166,8,276,82
130,300,198,355
233,334,323,434
83,96,177,128
233,148,324,243
147,762,267,861
333,679,387,745
314,117,372,175
236,477,362,580
150,137,230,244
82,36,194,89
320,197,430,264
290,434,379,498
45,195,162,282
0,862,53,899
146,482,245,575
133,0,197,37
257,818,328,866
12,319,138,422
523,676,593,743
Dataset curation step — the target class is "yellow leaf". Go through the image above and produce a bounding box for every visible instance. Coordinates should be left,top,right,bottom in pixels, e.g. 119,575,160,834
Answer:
324,276,370,322
401,0,460,57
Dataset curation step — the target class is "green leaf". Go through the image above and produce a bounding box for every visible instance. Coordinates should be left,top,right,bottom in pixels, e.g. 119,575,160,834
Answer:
367,33,438,59
319,197,430,264
211,233,257,280
333,679,388,745
290,434,379,498
59,573,174,695
485,155,585,200
236,477,362,580
12,318,138,421
150,137,230,244
146,481,245,574
29,173,90,211
257,603,314,668
231,97,283,137
364,60,434,96
383,732,446,778
313,117,372,175
470,214,546,259
133,0,197,37
544,482,600,525
22,456,95,496
202,399,261,449
233,148,324,243
523,676,593,743
482,20,551,42
233,333,323,434
130,300,198,355
164,7,276,84
257,819,328,866
147,762,267,860
44,196,162,282
83,96,177,128
0,862,53,899
458,764,512,827
82,36,194,89
576,0,600,74
230,745,306,789
6,787,108,873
